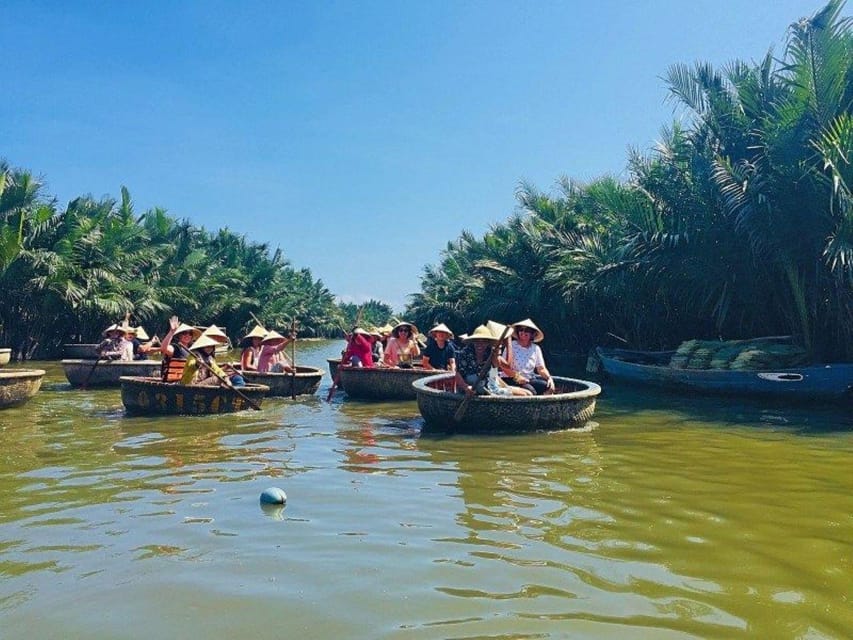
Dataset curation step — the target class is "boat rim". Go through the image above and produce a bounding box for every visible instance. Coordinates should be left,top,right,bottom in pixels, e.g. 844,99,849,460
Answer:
412,372,602,401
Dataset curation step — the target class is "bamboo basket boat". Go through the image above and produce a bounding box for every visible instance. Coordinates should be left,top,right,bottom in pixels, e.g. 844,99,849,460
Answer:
338,365,435,401
0,348,11,367
0,369,46,408
62,359,162,387
414,373,601,433
120,376,269,415
241,366,324,397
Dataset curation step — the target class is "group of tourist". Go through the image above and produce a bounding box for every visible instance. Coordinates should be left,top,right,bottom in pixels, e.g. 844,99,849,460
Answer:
238,325,296,374
339,318,555,397
96,315,298,389
95,324,159,361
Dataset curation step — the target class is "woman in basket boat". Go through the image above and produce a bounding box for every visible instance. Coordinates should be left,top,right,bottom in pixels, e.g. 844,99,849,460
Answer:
122,325,158,360
160,316,201,361
239,325,267,371
501,318,555,395
383,321,420,368
421,323,456,372
342,327,374,368
97,324,133,361
181,334,246,387
453,324,531,398
256,330,295,373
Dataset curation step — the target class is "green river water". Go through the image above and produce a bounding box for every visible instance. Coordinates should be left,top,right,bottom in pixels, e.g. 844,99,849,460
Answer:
0,340,850,639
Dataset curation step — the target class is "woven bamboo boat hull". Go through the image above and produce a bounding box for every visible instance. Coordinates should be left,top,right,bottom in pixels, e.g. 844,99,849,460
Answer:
596,347,853,401
120,376,269,415
63,344,100,359
414,373,601,433
339,366,434,400
241,366,324,397
62,359,162,387
0,369,46,408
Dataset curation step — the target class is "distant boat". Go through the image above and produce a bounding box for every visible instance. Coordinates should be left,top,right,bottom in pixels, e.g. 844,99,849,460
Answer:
241,366,324,397
595,347,853,402
0,369,46,408
62,359,162,387
120,376,269,415
414,372,601,433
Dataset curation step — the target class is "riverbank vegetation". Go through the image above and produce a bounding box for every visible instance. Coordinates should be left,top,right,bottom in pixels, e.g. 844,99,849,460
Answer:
0,174,351,358
407,0,852,362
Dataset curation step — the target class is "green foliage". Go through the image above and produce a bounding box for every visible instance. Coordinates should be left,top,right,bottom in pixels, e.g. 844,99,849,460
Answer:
0,166,341,357
407,0,853,361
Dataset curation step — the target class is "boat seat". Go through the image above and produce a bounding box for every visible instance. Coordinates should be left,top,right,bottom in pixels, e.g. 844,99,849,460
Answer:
161,358,187,383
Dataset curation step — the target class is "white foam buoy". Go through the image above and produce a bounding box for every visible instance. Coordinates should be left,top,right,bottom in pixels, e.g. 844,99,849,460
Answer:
259,487,287,505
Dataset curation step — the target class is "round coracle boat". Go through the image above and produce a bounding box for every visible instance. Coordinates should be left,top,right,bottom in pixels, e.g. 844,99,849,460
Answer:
338,365,435,401
63,343,100,359
0,369,46,408
413,373,602,433
120,376,270,415
241,366,324,397
0,348,11,367
62,359,162,387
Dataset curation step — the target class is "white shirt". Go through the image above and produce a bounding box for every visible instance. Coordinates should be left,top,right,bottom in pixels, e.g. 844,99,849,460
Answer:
510,342,544,378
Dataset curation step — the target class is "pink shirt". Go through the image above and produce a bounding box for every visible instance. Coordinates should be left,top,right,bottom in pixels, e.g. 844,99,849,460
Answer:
384,337,418,366
257,343,289,373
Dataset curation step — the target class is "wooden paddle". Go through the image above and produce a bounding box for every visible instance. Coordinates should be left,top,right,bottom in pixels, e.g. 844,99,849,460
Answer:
290,318,298,400
81,357,105,389
83,315,125,388
453,324,513,422
187,349,262,411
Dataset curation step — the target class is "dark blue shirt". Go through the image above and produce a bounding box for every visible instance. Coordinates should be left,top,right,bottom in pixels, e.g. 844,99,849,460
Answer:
423,337,456,370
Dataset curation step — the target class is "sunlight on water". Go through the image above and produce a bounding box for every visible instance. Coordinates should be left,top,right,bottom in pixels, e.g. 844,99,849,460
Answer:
0,344,851,639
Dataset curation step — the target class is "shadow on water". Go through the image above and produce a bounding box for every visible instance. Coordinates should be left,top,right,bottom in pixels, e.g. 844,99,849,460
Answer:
593,377,853,435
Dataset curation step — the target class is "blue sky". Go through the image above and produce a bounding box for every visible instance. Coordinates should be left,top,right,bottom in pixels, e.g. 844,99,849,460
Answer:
2,0,824,311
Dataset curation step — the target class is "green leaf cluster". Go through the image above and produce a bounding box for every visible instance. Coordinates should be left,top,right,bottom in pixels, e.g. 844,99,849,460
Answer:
407,0,853,362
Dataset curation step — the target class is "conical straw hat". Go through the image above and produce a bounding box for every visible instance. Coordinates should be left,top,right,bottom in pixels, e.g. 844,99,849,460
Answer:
201,324,229,344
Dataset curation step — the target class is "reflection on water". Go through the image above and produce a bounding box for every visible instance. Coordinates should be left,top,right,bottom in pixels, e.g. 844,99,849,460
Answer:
1,345,851,639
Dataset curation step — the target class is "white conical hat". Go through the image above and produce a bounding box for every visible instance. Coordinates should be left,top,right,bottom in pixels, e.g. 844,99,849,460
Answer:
189,334,221,351
428,323,454,338
201,324,229,344
512,318,544,343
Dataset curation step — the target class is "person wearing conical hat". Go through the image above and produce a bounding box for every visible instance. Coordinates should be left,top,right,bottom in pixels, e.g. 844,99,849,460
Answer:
181,333,246,387
342,327,374,368
503,318,554,395
367,327,385,364
257,330,295,373
201,324,229,345
160,316,203,360
422,323,456,372
96,323,131,361
240,325,267,371
383,321,420,368
453,325,532,397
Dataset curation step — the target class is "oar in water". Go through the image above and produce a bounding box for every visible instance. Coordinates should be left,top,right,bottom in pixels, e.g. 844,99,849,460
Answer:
82,357,105,388
187,350,262,411
453,324,513,422
326,360,343,403
290,318,298,400
83,316,125,388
